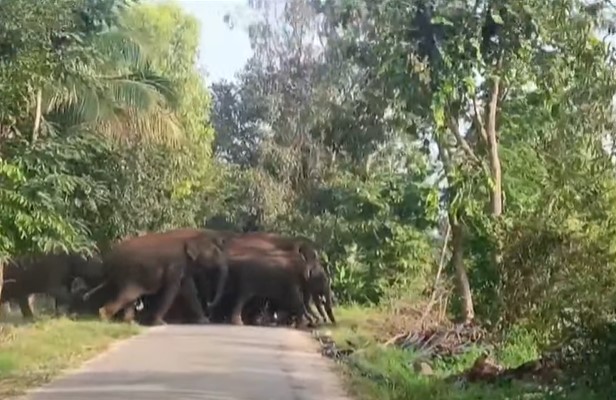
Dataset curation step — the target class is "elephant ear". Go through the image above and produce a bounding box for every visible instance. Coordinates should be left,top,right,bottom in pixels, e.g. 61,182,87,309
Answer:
296,242,319,281
214,236,227,250
184,239,200,261
296,244,307,262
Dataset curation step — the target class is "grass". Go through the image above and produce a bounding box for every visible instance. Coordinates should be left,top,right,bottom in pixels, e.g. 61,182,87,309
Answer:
320,306,609,400
0,317,140,399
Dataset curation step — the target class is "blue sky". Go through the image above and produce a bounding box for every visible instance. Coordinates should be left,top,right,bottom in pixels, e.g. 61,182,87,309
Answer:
177,0,254,82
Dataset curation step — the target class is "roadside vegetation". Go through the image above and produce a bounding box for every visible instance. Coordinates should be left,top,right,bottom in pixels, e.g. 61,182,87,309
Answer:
2,0,616,399
321,307,610,400
0,317,139,398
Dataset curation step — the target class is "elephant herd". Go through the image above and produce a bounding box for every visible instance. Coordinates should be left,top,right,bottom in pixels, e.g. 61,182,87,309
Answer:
0,228,336,328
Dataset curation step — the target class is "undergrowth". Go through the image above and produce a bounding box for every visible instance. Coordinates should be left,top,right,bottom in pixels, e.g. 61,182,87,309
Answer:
320,306,612,400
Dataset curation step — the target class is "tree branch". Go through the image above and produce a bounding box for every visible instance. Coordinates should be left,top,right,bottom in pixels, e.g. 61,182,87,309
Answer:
447,115,482,166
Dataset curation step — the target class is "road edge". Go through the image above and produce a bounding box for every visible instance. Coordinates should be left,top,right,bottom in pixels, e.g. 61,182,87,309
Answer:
13,325,163,400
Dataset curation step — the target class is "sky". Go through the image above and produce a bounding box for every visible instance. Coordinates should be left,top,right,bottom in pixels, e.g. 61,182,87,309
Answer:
177,0,255,83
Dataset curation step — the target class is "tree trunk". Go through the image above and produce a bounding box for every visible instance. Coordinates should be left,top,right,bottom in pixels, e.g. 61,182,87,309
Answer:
486,74,504,274
486,76,502,217
32,88,43,143
450,212,475,323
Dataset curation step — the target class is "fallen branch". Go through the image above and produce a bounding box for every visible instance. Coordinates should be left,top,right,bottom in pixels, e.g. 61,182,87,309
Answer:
385,323,487,360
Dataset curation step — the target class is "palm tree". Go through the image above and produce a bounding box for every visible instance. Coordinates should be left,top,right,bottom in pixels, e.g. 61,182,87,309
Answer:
32,14,183,146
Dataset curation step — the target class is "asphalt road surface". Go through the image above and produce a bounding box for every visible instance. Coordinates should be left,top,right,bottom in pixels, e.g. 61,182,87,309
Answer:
20,325,351,400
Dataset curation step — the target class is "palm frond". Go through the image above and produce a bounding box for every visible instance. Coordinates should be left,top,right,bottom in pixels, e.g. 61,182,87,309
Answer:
96,107,183,147
31,8,185,146
93,27,151,71
120,69,179,108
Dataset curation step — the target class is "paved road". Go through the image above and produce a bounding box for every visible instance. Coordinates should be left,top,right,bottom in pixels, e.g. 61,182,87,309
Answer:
20,325,350,400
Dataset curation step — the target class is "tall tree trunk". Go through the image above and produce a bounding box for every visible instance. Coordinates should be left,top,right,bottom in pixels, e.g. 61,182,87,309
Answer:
486,74,503,275
486,76,502,217
439,133,476,323
32,88,43,143
450,210,475,323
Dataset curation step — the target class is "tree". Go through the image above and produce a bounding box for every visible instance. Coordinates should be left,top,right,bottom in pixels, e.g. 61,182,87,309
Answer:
0,0,218,257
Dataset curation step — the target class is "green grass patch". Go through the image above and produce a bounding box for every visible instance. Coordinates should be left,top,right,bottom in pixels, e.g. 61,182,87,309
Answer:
0,317,140,398
321,307,607,400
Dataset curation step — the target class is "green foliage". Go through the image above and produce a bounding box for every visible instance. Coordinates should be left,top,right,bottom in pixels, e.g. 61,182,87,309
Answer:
0,0,217,258
322,308,607,400
4,0,616,394
212,0,616,391
291,170,440,304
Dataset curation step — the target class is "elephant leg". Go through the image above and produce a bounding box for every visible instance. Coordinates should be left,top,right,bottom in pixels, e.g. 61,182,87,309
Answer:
149,269,184,326
178,277,208,324
99,283,143,322
241,298,263,326
288,286,310,329
230,292,252,326
121,304,136,323
0,301,11,315
49,286,71,317
54,298,63,317
18,295,35,319
302,287,321,323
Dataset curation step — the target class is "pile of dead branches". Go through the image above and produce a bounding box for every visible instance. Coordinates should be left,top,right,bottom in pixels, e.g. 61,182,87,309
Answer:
447,353,565,386
384,322,488,360
314,330,356,361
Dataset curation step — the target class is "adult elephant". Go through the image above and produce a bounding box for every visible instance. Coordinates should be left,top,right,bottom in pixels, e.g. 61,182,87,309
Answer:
206,231,328,327
92,228,229,326
1,252,104,319
239,232,335,325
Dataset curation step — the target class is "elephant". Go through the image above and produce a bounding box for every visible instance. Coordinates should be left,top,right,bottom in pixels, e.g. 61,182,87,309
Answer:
304,269,336,324
89,228,229,326
126,230,332,328
239,232,335,325
1,252,104,319
237,281,336,327
205,231,327,327
67,276,141,323
190,230,326,324
131,292,196,325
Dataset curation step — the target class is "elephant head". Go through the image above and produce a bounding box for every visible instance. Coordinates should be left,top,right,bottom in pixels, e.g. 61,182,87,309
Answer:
293,239,325,282
184,232,229,310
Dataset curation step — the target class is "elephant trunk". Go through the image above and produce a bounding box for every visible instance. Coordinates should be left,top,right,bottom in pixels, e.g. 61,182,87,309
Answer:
207,260,228,309
82,279,108,301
